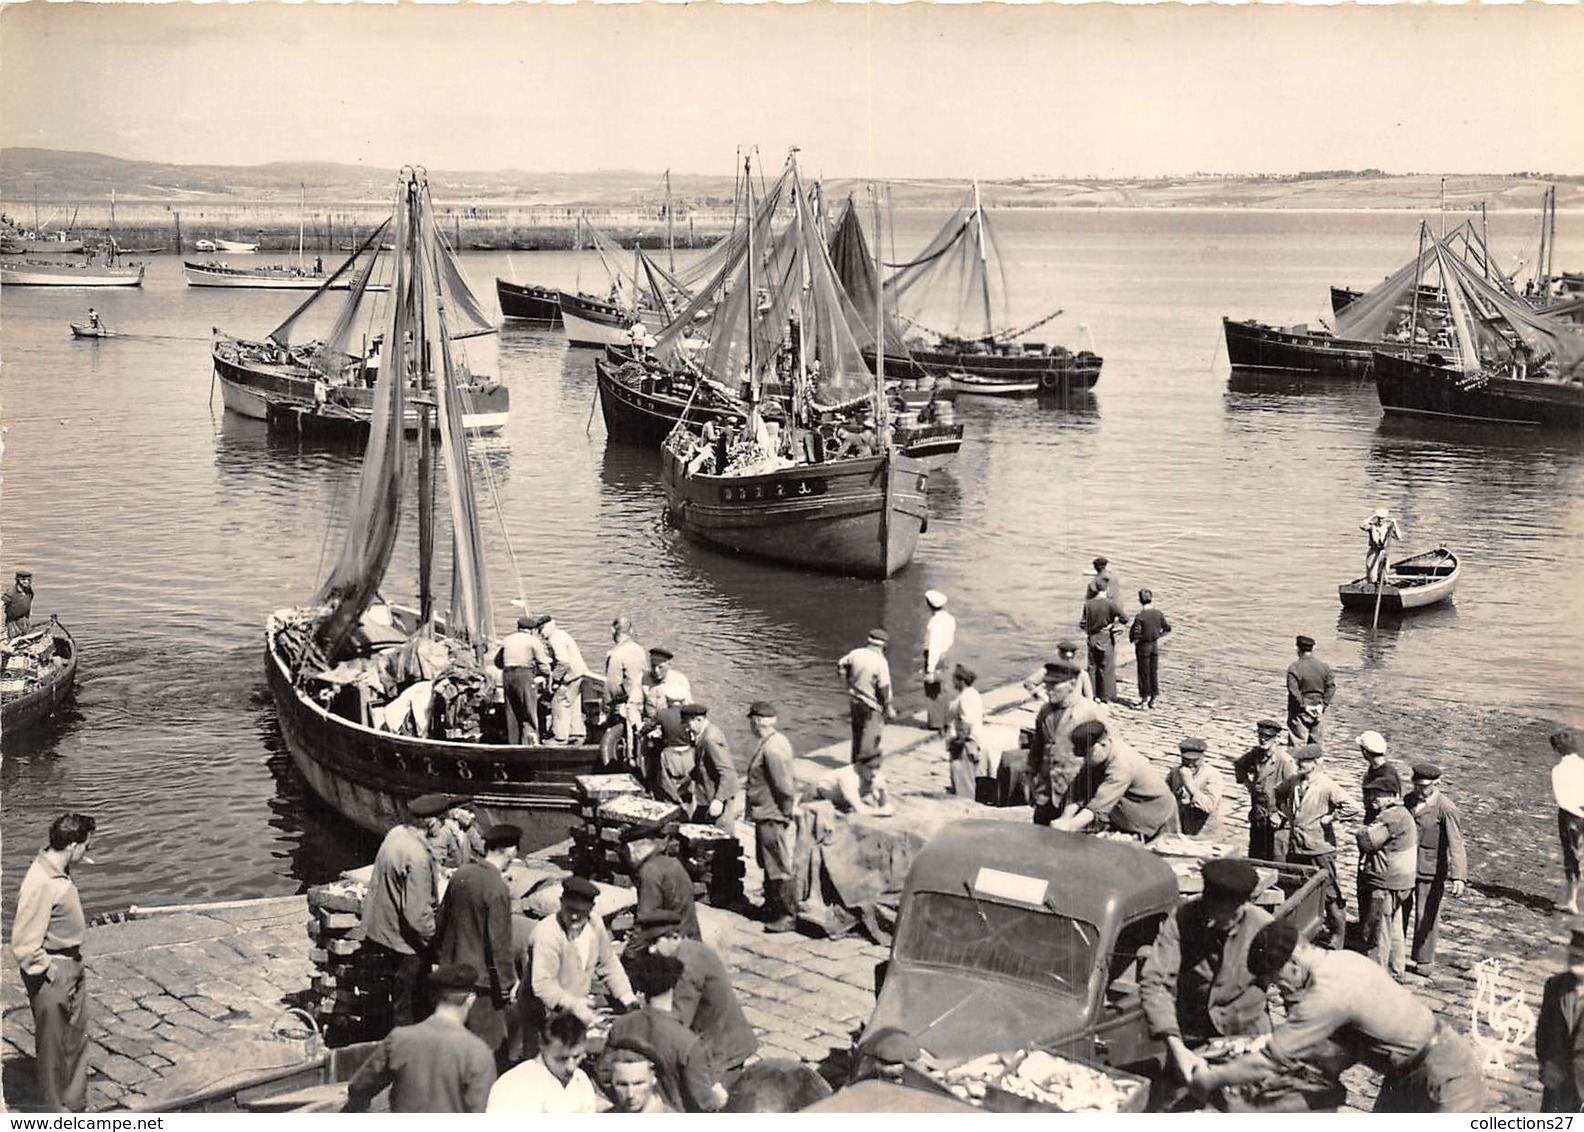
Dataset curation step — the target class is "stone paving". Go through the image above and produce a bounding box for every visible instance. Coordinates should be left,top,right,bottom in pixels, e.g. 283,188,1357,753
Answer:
1,674,1558,1112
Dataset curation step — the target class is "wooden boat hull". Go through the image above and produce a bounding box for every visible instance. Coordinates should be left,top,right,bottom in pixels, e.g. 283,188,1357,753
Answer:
1,262,144,287
265,613,605,830
497,279,563,324
1373,352,1584,431
1222,317,1440,378
867,345,1102,395
135,1043,378,1113
69,323,115,339
661,446,929,579
1,622,78,736
559,291,660,348
215,240,260,253
183,261,341,290
595,357,960,465
1339,548,1460,612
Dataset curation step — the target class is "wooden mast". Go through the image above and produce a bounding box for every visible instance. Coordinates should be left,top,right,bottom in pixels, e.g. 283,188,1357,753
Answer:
972,178,993,341
874,180,893,575
665,168,675,273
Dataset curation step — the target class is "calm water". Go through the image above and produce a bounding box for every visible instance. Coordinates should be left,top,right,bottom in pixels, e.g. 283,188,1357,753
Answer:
2,207,1581,914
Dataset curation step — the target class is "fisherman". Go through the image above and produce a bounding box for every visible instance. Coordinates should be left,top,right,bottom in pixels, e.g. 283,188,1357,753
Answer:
628,317,653,359
1553,729,1584,914
1354,730,1408,920
649,695,697,808
624,823,701,941
1355,768,1417,980
1057,638,1095,699
835,412,876,458
527,876,638,1034
1051,719,1180,842
1090,555,1120,600
1285,635,1335,745
1028,659,1107,826
1168,737,1224,839
609,953,728,1112
1190,919,1487,1112
1234,720,1296,861
626,909,758,1086
1360,507,1404,584
344,963,497,1113
921,590,956,731
1537,921,1584,1112
1079,579,1129,703
944,663,986,799
486,1010,599,1113
1276,746,1360,950
497,614,550,746
4,569,35,638
605,1043,673,1113
10,813,96,1112
430,798,483,869
434,823,521,1061
744,701,798,933
604,616,648,752
682,703,742,830
641,645,692,716
1405,763,1467,978
1129,588,1172,709
87,308,101,330
361,792,449,1029
837,629,894,764
537,616,589,744
808,747,893,817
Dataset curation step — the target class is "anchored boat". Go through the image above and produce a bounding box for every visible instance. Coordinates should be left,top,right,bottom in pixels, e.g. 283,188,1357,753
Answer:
1,260,144,287
496,278,563,324
1,618,78,736
1338,548,1460,613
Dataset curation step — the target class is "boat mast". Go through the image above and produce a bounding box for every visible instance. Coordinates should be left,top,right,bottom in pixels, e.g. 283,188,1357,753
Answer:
298,183,306,274
1439,177,1446,239
410,181,437,628
1410,220,1427,342
665,168,675,272
574,213,583,291
1480,202,1490,280
972,178,993,342
872,182,889,448
746,154,757,413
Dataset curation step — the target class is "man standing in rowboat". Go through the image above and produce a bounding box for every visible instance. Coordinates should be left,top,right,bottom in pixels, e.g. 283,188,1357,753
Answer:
4,569,34,638
1361,508,1403,584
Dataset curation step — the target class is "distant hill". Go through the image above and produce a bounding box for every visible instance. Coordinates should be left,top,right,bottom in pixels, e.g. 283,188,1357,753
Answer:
1,147,1580,212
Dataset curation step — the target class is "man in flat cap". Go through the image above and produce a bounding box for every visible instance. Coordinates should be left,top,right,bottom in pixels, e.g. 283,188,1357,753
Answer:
497,613,551,745
1235,720,1296,861
944,663,986,798
641,644,692,717
1537,922,1584,1112
435,824,521,1061
1129,587,1172,709
682,704,742,831
4,569,34,638
1168,738,1224,839
1275,746,1360,950
537,616,590,744
608,952,727,1111
1356,768,1417,980
837,629,894,764
1079,575,1129,703
1191,920,1485,1112
361,793,448,1030
1285,636,1335,745
1052,719,1179,841
1027,658,1108,825
1404,764,1466,977
345,962,497,1113
603,616,648,754
624,824,701,942
921,590,956,732
745,701,799,933
526,876,638,1042
627,909,758,1085
1141,858,1279,1103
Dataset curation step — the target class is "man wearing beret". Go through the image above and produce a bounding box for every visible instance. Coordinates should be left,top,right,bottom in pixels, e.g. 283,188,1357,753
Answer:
625,826,701,942
642,645,693,717
1141,859,1280,1103
1027,659,1108,825
526,876,638,1037
1275,747,1360,951
683,704,742,831
345,963,497,1112
1356,769,1417,980
361,793,448,1030
4,569,34,638
608,952,727,1111
745,701,799,933
1404,764,1466,978
1168,738,1224,839
1285,635,1335,746
1235,720,1296,861
435,823,521,1061
1191,920,1486,1112
837,629,895,764
1052,719,1179,841
628,909,758,1083
1537,922,1584,1112
1079,577,1129,703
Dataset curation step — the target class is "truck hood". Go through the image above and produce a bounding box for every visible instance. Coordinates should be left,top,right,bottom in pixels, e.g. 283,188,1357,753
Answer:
868,966,1090,1063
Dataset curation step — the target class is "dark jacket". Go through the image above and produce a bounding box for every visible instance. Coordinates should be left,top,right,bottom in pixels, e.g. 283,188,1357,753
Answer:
745,730,797,823
608,1005,721,1112
636,853,701,941
1286,654,1336,711
1140,900,1274,1042
673,938,759,1072
1234,745,1296,826
1410,791,1468,882
691,722,741,810
1080,593,1128,648
1538,971,1584,1113
345,1013,496,1113
434,862,516,1002
1129,607,1172,646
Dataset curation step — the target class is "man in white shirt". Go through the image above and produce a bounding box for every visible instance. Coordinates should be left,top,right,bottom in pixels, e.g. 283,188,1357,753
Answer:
641,647,692,716
837,629,894,763
1553,729,1584,913
603,616,648,747
486,1010,599,1113
922,590,957,732
945,663,985,799
538,616,590,743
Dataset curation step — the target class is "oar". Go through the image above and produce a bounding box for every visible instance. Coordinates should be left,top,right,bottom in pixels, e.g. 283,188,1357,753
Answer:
1371,558,1388,631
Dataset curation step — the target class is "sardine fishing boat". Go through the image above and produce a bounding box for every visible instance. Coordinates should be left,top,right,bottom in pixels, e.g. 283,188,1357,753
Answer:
1338,547,1460,613
266,169,606,834
1,259,144,287
1,617,78,736
496,278,563,324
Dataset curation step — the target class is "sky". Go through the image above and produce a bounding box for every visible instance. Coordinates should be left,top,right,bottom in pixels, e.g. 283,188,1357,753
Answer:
0,2,1580,180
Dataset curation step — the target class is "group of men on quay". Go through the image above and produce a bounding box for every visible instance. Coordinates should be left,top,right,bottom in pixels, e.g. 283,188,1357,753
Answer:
12,558,1584,1115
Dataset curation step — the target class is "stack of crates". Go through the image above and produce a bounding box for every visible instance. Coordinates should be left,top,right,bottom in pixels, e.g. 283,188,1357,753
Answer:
675,823,746,907
305,879,381,1044
569,773,662,880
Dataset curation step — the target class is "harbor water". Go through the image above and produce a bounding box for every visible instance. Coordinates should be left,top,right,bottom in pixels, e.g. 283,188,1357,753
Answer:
2,206,1580,915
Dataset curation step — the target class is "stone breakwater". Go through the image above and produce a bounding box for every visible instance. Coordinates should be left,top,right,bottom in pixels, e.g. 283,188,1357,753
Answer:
0,680,1558,1111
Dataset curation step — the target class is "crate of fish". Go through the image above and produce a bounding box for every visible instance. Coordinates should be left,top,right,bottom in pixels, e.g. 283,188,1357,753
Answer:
574,773,649,818
926,1049,1148,1114
594,795,684,843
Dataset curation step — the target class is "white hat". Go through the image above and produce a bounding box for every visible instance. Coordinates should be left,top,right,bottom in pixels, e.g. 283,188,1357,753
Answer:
924,590,948,610
1356,730,1388,755
1372,507,1390,519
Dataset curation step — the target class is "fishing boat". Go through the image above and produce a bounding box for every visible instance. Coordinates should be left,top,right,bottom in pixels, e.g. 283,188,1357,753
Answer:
1221,317,1430,379
0,225,83,255
184,260,353,290
560,290,662,348
216,238,261,254
267,169,607,834
1,260,144,287
211,221,508,435
1338,548,1460,613
194,239,218,253
1,618,78,736
496,278,563,324
1374,351,1584,429
660,155,930,579
69,321,115,339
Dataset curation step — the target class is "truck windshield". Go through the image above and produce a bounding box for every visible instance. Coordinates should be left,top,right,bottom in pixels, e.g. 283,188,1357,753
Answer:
893,892,1096,996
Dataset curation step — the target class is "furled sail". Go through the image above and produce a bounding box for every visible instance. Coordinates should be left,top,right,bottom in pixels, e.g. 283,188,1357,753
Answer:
827,197,909,356
1433,235,1584,381
269,219,392,348
884,185,1012,343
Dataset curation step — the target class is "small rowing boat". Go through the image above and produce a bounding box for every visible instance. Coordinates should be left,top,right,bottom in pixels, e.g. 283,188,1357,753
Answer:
1,617,78,735
70,322,116,339
1338,547,1460,613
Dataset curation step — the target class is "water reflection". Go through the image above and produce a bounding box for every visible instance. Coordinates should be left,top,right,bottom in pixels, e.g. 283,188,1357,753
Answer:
1225,367,1375,400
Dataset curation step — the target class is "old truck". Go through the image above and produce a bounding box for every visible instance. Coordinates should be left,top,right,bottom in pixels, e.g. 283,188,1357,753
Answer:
863,819,1327,1079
